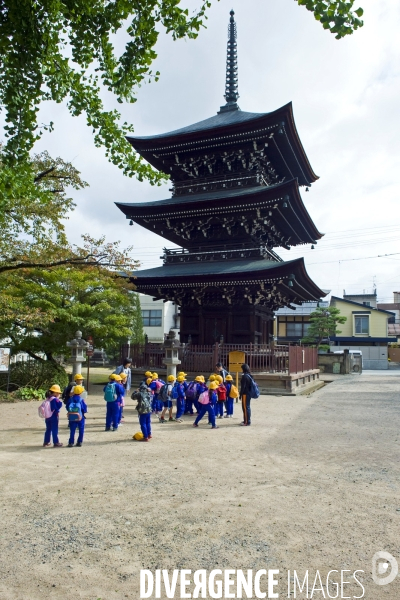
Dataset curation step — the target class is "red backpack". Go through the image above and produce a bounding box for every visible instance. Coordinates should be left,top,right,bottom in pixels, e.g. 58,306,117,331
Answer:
217,385,227,401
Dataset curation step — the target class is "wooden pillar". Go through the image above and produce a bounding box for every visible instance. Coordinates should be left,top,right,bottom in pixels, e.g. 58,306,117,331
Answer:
199,308,204,345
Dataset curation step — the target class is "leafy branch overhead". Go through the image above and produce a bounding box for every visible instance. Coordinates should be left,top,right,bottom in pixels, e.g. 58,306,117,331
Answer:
296,0,364,39
0,0,363,189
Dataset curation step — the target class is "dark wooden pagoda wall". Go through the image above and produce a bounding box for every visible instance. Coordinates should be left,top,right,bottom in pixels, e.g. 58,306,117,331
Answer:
180,305,274,345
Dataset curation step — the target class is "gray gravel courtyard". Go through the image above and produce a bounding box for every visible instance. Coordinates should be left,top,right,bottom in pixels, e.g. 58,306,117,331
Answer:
0,371,399,599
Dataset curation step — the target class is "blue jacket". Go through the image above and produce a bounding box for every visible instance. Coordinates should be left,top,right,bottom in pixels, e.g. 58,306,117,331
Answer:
209,390,218,405
176,383,186,400
49,397,63,417
196,382,208,398
115,382,125,403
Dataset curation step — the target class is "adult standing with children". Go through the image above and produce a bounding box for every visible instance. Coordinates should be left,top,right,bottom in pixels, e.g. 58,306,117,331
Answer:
114,357,132,392
239,364,259,427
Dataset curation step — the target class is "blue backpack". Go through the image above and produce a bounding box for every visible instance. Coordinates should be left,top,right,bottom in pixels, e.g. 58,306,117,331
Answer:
249,377,260,399
68,399,83,422
171,383,179,400
104,382,116,402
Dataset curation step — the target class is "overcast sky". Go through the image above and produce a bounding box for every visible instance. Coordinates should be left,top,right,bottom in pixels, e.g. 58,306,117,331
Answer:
34,0,400,304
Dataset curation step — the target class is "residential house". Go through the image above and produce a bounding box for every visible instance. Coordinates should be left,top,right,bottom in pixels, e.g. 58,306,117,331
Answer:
138,293,179,343
377,291,400,341
343,289,377,308
275,301,329,344
329,296,396,369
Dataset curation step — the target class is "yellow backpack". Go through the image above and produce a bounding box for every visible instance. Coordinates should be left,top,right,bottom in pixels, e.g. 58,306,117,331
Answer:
229,384,238,398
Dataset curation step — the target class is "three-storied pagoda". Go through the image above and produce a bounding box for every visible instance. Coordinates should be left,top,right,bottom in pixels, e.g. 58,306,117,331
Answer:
117,11,325,345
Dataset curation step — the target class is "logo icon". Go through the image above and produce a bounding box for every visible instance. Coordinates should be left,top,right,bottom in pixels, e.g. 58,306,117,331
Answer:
372,551,398,586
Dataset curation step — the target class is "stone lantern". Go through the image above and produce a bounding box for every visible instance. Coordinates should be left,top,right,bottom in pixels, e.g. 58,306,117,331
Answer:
163,330,183,379
66,330,90,377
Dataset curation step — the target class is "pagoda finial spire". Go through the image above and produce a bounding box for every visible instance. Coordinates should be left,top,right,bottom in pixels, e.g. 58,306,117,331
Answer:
219,9,240,114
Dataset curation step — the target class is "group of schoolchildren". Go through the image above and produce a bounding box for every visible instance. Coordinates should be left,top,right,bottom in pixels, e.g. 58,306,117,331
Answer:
40,358,256,447
129,364,239,440
40,358,133,448
40,373,89,448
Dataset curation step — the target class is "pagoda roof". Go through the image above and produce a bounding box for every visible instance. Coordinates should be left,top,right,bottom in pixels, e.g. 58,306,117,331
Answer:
127,103,318,187
128,256,326,306
116,178,323,249
133,109,266,140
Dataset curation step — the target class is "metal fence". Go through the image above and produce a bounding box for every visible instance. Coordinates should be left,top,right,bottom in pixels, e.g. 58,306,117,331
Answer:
120,343,165,370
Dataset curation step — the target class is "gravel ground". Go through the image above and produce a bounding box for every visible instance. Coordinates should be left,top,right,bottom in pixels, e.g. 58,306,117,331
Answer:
0,372,399,599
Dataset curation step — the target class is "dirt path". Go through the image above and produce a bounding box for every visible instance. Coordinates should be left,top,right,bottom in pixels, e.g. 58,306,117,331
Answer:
0,372,399,599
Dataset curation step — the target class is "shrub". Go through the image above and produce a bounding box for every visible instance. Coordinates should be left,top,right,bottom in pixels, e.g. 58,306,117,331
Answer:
0,361,68,392
17,387,46,401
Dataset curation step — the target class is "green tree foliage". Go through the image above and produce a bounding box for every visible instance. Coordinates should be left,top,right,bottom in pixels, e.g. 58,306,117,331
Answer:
296,1,364,39
0,0,212,187
301,306,347,349
0,0,363,200
0,264,142,364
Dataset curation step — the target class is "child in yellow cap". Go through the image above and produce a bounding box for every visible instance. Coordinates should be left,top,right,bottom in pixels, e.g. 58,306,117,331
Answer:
43,385,63,447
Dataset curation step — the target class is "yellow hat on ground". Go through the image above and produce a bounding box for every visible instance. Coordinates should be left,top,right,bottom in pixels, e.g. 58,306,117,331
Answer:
209,375,216,381
146,377,152,385
225,374,233,381
49,384,61,393
133,432,144,441
73,385,84,395
145,371,152,377
177,375,185,382
209,381,219,390
215,375,223,384
167,375,176,382
74,374,84,381
152,373,158,379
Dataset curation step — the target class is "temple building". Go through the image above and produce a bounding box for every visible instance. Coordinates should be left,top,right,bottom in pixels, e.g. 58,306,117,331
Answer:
116,10,325,345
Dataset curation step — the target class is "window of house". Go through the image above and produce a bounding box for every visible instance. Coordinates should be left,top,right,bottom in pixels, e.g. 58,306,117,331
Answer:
355,315,369,335
286,322,303,337
363,301,371,307
142,310,162,327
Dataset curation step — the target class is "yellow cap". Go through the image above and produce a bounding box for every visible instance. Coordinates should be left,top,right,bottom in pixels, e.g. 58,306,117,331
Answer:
73,385,84,395
209,381,219,390
177,375,185,382
113,374,122,382
178,371,187,376
49,384,61,393
215,375,223,384
145,371,152,377
74,374,84,381
167,375,176,382
195,375,203,382
209,375,216,381
225,374,233,381
146,377,152,385
152,373,158,379
119,373,127,380
133,432,144,441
